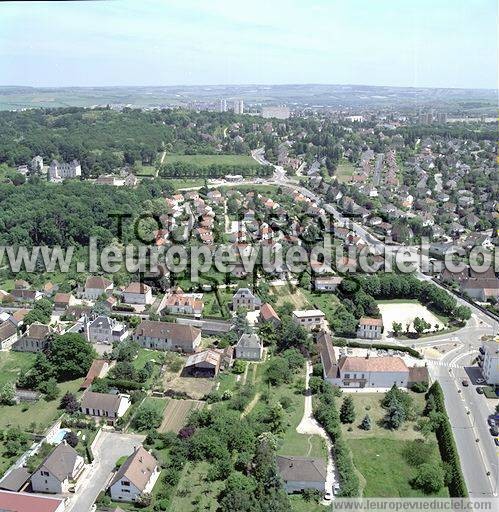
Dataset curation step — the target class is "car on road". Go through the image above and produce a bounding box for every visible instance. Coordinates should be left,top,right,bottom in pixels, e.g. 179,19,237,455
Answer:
488,418,496,427
324,491,332,501
476,387,484,394
476,378,485,384
462,380,469,387
495,438,499,447
490,426,498,437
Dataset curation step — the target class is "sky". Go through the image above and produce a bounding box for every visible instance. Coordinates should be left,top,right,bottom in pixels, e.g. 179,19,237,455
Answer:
0,0,497,89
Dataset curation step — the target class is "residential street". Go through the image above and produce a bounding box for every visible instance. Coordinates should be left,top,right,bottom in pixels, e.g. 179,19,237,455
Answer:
67,431,145,512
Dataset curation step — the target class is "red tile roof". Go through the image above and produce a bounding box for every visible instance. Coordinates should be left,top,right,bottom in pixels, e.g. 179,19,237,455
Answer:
0,490,64,512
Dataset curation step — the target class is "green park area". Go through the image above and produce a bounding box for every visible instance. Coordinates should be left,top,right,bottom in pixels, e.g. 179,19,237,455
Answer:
162,154,256,167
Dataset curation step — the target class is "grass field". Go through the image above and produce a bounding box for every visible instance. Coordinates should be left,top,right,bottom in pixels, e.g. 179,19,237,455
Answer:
290,495,328,512
162,153,257,167
0,351,37,387
349,438,449,497
167,178,206,190
334,159,356,183
158,399,204,433
0,378,82,432
302,289,341,321
133,164,157,176
339,392,449,497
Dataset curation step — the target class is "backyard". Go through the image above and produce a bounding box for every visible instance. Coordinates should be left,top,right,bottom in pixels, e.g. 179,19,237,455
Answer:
0,351,36,387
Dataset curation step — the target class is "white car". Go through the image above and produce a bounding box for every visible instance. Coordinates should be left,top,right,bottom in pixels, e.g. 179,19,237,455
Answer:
324,491,332,501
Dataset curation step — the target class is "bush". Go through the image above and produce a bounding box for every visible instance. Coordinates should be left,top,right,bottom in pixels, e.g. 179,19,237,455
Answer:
411,463,445,493
232,359,246,374
132,402,163,432
412,381,429,393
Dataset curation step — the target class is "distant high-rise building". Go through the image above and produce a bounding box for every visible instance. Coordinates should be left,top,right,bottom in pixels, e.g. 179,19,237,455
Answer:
219,99,227,112
233,99,244,115
261,106,291,120
437,112,447,124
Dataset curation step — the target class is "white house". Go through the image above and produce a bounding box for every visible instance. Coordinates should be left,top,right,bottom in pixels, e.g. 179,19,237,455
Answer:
80,391,131,425
314,276,343,292
31,442,84,494
235,333,264,361
356,317,383,339
122,282,153,305
0,321,18,350
232,288,261,311
48,159,81,181
85,315,128,344
292,310,325,331
109,446,160,502
82,276,114,300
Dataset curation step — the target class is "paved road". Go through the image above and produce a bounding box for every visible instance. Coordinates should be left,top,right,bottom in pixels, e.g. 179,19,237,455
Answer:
67,431,145,512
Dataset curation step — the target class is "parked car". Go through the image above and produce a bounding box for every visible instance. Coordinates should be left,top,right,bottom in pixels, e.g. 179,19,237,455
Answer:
494,438,499,447
476,378,485,384
462,380,469,387
488,418,496,427
490,426,498,437
324,491,332,501
476,387,484,394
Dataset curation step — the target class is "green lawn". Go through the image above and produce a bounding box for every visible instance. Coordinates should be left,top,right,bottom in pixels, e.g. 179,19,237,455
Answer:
349,438,449,497
277,384,327,459
334,159,356,183
0,352,37,387
0,378,83,432
133,165,157,176
290,495,328,512
162,154,257,167
167,178,206,190
302,289,341,321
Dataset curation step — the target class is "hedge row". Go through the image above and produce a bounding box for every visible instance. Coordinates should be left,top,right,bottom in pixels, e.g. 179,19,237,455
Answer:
426,382,468,497
314,383,360,497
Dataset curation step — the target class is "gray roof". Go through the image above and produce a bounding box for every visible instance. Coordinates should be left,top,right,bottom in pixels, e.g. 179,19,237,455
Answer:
81,390,125,413
89,315,112,330
277,455,327,483
39,442,80,482
0,467,30,491
236,333,262,350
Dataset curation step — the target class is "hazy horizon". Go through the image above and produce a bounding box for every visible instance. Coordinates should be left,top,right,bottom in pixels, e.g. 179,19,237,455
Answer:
1,0,497,90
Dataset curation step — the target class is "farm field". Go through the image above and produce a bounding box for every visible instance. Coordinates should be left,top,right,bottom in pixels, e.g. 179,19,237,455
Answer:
162,153,257,167
158,399,204,433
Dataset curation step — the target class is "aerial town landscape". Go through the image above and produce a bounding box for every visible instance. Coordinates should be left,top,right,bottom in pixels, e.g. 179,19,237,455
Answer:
0,1,497,512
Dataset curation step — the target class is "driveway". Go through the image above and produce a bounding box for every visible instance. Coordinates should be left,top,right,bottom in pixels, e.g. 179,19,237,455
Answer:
67,430,145,512
296,361,337,501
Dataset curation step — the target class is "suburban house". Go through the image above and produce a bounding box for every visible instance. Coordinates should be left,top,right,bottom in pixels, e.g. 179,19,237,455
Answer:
82,276,114,300
81,359,112,390
232,288,262,311
109,447,160,503
11,288,42,303
292,310,325,331
133,320,201,353
259,303,281,327
80,390,131,425
276,455,327,493
357,317,383,339
314,276,343,292
164,293,204,317
53,292,75,310
0,490,65,512
13,323,52,352
318,332,428,389
31,442,84,494
235,333,264,361
0,321,18,350
85,315,128,344
122,282,153,305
